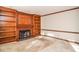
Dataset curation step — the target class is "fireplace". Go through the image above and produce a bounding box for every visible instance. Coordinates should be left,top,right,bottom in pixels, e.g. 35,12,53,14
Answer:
19,30,31,40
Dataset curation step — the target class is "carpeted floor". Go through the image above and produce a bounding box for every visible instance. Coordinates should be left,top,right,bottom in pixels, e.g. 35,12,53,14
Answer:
0,36,75,52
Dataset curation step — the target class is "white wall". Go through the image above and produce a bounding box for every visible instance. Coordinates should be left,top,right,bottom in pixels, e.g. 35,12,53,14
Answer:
41,9,79,42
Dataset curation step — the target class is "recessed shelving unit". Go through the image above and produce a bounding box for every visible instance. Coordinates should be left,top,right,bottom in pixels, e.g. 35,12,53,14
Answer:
0,7,17,43
32,15,41,36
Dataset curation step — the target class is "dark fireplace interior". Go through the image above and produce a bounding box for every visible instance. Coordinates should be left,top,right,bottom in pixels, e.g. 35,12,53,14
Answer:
19,30,31,40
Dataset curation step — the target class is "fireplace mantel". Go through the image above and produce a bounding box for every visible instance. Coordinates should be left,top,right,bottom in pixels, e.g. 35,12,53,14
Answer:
18,24,33,28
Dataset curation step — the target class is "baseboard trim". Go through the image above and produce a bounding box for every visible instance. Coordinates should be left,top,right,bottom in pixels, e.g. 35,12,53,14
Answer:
41,35,79,44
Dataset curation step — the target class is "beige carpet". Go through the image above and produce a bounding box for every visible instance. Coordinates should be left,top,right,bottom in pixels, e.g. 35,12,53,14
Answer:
0,36,52,52
0,36,75,52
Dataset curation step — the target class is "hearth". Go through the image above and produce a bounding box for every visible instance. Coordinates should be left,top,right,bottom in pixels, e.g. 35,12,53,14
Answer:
19,30,31,40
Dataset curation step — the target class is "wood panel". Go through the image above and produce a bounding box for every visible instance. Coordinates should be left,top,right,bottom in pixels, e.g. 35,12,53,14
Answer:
18,12,32,25
0,36,16,44
0,21,16,26
0,27,16,31
0,6,41,44
0,11,16,17
0,16,16,22
32,15,41,36
0,6,16,12
0,6,17,43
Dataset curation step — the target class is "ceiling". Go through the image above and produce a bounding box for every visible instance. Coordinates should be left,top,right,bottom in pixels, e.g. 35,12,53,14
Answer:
6,6,77,15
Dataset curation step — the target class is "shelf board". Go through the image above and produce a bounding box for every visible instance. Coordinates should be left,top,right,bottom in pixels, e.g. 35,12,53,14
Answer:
0,35,16,39
0,26,16,27
18,24,33,28
0,15,15,17
0,20,16,22
0,31,16,33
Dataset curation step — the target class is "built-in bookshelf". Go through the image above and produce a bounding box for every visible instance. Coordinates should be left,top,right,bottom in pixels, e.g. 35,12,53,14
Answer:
32,15,41,36
0,7,17,43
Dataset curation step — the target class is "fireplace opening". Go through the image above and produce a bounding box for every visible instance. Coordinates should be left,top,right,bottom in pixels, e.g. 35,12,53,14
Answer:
19,30,31,40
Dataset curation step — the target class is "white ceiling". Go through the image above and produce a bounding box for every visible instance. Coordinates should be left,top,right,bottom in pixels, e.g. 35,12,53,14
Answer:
6,6,77,15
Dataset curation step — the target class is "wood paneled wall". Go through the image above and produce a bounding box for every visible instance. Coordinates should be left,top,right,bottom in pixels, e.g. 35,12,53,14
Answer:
32,15,41,36
0,6,17,43
0,6,41,44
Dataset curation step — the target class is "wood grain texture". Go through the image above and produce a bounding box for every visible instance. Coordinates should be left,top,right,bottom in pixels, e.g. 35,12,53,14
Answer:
0,6,17,43
0,6,41,44
32,15,41,36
